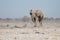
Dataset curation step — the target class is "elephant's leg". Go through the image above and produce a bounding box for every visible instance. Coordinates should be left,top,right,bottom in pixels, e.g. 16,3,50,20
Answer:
32,17,37,27
38,16,43,26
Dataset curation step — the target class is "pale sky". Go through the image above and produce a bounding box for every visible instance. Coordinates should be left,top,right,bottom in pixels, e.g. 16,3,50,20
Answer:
0,0,60,18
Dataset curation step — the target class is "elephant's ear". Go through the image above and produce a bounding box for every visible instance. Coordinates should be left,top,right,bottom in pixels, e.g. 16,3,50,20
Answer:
30,9,32,15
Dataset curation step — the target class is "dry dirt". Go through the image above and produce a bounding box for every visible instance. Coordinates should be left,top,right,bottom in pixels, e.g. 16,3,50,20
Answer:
0,20,60,40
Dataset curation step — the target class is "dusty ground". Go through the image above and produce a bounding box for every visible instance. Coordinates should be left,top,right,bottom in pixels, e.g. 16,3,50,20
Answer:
0,19,60,40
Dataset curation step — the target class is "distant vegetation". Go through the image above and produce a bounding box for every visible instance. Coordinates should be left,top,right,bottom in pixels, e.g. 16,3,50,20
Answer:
0,16,60,22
